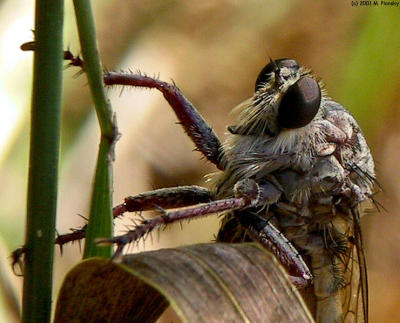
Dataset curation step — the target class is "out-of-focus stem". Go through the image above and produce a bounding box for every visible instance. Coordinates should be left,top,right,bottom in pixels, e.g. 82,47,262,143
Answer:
22,1,64,322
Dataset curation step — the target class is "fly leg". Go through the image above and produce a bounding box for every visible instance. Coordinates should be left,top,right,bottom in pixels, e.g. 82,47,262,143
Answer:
106,178,312,288
103,197,250,257
55,185,213,246
102,178,274,255
114,185,212,214
241,213,312,289
104,72,224,169
231,178,312,288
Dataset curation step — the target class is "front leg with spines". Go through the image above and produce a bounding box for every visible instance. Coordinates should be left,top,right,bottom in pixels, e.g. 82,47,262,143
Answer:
104,72,225,169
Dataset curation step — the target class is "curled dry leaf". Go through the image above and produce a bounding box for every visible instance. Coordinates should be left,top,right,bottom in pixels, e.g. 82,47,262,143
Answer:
54,243,313,323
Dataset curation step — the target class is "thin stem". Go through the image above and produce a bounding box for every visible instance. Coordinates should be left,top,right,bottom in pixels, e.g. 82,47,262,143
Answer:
22,1,64,322
73,1,115,139
73,0,118,258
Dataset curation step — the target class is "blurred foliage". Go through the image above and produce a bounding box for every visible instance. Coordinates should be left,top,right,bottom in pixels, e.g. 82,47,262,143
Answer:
337,7,400,145
0,1,399,322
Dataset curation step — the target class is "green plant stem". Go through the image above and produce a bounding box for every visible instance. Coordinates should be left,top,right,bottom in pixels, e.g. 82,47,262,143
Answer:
22,1,64,322
73,0,115,137
73,0,117,258
84,138,114,258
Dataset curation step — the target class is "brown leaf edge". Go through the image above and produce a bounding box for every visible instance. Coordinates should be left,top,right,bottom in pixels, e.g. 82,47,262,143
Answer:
54,243,314,323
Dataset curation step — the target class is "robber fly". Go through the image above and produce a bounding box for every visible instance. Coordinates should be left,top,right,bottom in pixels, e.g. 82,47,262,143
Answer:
213,59,374,323
56,58,375,322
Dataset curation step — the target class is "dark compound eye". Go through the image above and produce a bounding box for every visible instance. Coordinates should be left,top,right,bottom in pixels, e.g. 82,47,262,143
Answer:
277,76,321,129
255,58,299,91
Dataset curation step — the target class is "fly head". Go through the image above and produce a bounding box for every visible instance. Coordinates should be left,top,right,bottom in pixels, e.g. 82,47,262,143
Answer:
230,58,322,137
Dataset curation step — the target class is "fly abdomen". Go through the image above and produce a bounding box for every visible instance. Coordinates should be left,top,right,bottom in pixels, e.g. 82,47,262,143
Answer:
311,248,346,323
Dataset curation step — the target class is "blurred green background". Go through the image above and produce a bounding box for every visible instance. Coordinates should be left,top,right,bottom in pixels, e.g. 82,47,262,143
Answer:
0,1,399,322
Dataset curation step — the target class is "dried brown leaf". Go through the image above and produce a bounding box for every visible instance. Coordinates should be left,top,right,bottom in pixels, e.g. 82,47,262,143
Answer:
54,243,313,323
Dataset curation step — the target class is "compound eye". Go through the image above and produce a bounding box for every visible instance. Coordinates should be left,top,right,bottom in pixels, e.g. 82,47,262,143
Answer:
255,58,299,91
277,76,321,129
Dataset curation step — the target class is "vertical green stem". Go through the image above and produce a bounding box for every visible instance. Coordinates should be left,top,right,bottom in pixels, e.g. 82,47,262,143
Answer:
73,0,115,137
84,138,114,258
22,1,64,322
73,0,117,258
